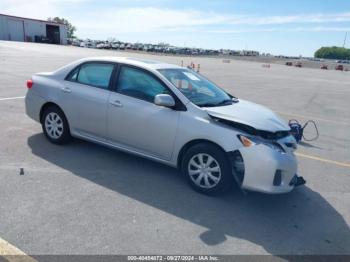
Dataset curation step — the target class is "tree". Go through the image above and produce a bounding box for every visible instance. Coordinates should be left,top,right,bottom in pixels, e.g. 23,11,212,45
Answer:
314,46,350,60
48,17,76,39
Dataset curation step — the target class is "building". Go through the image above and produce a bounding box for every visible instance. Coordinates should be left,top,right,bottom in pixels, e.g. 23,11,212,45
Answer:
0,14,67,44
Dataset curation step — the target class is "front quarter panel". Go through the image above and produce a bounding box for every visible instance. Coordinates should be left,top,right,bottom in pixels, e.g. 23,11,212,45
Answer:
171,108,242,165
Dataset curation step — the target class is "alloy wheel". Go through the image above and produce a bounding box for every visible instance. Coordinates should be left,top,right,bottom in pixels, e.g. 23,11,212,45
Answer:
188,153,222,189
45,112,64,139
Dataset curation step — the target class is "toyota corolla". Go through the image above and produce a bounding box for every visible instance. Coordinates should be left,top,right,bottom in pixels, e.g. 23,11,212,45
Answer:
25,57,305,195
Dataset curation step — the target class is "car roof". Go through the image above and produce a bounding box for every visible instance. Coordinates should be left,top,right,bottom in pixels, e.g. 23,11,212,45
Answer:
77,56,183,70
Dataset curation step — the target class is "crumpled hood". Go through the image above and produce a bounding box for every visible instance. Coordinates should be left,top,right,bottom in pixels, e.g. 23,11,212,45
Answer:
205,99,290,132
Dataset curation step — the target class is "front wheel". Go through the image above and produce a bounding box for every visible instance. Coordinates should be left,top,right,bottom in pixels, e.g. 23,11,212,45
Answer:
181,143,234,195
41,106,71,144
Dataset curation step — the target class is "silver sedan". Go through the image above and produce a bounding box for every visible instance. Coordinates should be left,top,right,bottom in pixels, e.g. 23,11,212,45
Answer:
25,57,305,195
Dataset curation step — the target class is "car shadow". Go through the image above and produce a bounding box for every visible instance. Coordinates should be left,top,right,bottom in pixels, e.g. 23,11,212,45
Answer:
27,134,350,255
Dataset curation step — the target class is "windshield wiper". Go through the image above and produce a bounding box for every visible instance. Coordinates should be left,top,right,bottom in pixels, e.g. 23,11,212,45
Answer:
197,99,236,107
197,103,218,107
216,99,235,106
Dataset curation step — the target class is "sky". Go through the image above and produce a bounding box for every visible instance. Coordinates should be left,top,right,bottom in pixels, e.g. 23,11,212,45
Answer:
1,0,350,56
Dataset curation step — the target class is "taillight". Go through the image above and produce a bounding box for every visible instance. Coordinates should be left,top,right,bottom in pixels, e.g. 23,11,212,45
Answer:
26,79,33,89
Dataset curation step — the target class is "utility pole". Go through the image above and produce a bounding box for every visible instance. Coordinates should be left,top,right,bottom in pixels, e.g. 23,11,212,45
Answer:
343,32,348,48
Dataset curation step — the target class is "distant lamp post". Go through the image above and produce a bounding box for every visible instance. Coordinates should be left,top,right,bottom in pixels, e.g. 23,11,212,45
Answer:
343,32,348,48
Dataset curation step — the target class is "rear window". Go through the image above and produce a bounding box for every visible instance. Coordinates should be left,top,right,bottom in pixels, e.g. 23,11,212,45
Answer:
67,67,79,81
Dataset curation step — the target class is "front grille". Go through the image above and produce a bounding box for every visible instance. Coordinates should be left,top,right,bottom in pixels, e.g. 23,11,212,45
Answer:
258,130,291,140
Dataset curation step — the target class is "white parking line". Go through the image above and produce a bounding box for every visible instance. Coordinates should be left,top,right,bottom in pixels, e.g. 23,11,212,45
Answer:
0,237,37,261
296,152,350,168
0,96,25,101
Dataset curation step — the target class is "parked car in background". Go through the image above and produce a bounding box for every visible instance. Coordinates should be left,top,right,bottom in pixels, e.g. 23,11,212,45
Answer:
294,62,302,68
104,42,112,49
71,38,263,58
335,64,344,71
96,42,105,49
111,42,120,49
337,60,350,64
119,43,126,50
71,39,81,47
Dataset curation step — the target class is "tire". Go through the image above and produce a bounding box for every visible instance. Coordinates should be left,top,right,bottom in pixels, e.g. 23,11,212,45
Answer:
41,106,71,144
181,143,234,195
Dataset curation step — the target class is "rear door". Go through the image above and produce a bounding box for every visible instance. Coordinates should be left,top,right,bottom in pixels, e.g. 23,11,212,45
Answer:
107,65,180,160
61,62,115,140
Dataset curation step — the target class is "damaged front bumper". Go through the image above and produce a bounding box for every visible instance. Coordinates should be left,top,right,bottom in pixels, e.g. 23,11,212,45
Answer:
289,175,306,187
229,137,306,194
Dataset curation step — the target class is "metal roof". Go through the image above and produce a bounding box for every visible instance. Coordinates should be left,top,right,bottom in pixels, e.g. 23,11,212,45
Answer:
0,13,65,26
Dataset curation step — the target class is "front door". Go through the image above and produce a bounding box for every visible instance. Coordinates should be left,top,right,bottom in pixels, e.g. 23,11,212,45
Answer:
107,65,179,160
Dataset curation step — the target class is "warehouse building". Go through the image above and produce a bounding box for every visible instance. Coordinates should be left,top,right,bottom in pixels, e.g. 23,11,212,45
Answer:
0,14,67,44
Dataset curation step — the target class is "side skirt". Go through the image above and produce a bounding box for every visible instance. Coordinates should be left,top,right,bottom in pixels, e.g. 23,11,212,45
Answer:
71,131,177,168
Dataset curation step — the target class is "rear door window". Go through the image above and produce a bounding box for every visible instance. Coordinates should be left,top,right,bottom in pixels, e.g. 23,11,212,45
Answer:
76,63,114,89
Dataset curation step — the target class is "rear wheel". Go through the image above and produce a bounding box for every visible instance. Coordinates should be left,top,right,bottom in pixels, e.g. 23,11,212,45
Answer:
181,143,234,195
41,106,71,144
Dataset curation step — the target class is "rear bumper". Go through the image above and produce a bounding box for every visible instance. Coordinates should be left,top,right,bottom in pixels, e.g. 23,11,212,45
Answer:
230,144,305,194
25,91,45,123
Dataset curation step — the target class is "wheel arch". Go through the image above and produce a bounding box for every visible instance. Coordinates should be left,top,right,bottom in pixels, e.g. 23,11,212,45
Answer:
39,102,65,123
176,139,227,169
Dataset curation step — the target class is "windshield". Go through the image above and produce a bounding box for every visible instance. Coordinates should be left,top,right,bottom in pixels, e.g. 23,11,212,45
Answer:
158,68,234,107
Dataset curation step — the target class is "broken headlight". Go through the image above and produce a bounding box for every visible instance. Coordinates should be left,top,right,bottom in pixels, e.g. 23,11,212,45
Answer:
237,135,285,153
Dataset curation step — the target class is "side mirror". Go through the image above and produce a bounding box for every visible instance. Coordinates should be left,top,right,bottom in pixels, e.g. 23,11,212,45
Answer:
154,94,175,108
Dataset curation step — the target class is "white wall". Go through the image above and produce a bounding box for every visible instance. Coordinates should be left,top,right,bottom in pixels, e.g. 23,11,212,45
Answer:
59,24,67,44
0,16,8,40
24,20,45,41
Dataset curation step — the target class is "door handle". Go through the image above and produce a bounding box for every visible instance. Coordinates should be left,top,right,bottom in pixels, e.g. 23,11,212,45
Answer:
109,100,123,107
61,87,72,93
